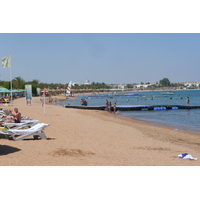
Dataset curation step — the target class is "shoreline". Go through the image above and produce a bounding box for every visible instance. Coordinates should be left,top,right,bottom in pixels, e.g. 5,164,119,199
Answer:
116,111,200,135
0,96,200,166
59,92,200,135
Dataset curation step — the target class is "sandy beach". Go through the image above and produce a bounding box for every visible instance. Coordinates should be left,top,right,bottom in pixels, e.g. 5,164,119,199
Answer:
0,96,200,166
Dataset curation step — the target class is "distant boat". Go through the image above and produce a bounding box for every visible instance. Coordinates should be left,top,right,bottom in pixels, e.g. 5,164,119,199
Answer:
66,81,75,97
160,92,175,95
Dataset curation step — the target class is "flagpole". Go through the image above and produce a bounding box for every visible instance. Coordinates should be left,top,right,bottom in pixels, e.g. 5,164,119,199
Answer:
10,53,12,104
44,92,46,115
43,88,46,115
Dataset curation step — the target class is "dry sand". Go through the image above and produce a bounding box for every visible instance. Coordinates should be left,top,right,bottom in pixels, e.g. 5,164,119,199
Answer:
0,96,200,166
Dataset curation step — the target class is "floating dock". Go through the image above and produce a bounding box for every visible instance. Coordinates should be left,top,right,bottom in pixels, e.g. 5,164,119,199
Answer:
63,104,200,111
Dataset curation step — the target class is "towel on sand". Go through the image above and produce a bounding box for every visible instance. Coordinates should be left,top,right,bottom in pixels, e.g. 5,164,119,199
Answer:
178,153,198,160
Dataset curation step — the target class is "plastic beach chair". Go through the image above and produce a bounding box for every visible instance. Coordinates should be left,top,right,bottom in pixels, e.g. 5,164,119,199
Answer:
0,109,10,118
1,123,49,141
2,120,39,129
0,109,29,119
2,109,10,116
21,115,30,119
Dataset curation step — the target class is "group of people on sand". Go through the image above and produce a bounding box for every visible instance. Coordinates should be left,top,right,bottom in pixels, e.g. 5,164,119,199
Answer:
0,108,22,126
106,100,117,114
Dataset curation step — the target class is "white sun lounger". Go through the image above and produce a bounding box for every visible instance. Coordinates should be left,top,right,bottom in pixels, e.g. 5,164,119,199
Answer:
2,120,39,129
0,109,29,117
2,109,10,115
1,123,49,141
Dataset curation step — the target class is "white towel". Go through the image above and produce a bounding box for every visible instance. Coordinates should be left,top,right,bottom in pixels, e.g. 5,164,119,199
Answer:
178,153,198,160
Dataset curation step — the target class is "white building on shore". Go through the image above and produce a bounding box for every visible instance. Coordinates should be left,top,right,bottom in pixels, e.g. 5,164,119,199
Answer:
134,83,154,88
183,81,200,87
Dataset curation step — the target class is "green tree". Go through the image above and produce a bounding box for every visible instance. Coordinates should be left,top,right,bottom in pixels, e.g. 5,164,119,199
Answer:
159,78,171,87
12,76,25,89
1,81,10,89
127,84,133,88
31,79,40,87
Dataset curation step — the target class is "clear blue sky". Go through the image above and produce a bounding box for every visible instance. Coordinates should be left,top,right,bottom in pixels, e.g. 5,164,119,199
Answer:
1,33,200,84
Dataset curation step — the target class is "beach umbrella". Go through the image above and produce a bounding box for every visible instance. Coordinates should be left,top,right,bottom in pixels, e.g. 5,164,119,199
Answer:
19,89,25,92
10,89,19,93
0,88,10,93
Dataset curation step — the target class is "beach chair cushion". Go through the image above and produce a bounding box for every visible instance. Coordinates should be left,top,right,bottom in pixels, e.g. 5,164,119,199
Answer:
2,120,39,129
8,123,48,135
2,123,49,141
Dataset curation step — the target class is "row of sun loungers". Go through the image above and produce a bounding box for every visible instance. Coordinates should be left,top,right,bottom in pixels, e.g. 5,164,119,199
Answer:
0,109,49,141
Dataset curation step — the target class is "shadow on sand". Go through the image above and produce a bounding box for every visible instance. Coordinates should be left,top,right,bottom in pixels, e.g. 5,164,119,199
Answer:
0,145,21,156
0,134,6,139
18,137,56,141
0,133,55,141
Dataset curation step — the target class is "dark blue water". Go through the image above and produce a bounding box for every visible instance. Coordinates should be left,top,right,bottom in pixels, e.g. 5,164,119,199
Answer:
60,90,200,134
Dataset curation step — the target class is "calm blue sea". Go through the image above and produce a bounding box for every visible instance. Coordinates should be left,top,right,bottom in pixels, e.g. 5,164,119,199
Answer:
59,90,200,134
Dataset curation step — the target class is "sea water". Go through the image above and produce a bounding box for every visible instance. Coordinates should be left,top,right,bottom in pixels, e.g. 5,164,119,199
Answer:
60,90,200,134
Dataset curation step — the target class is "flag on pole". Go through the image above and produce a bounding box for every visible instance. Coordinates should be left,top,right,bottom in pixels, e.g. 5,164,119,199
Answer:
2,56,11,68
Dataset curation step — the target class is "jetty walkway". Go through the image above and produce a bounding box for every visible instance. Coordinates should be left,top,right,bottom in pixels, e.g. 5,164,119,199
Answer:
63,104,200,111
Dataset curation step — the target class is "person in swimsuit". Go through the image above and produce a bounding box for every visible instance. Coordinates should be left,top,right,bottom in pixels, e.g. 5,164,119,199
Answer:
9,108,21,123
0,108,21,126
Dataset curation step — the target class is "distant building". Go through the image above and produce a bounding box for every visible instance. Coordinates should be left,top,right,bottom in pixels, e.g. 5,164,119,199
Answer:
183,81,200,87
134,83,154,88
107,84,128,91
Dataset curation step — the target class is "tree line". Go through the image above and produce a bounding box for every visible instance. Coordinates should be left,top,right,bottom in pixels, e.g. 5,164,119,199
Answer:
127,78,185,88
0,77,112,95
0,76,187,95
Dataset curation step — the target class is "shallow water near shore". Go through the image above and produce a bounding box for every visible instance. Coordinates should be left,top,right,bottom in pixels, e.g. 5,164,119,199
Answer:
60,89,200,134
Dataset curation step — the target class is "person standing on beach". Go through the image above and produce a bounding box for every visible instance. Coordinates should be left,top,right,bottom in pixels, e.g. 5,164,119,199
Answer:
113,102,117,114
108,102,112,113
106,99,109,110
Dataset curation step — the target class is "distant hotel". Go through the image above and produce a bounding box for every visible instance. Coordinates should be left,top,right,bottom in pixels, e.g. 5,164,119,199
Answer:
183,81,200,87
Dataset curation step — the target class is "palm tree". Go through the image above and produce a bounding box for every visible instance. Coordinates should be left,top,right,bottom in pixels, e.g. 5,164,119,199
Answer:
12,76,25,89
31,79,40,87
